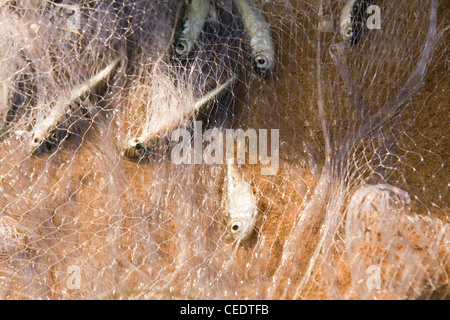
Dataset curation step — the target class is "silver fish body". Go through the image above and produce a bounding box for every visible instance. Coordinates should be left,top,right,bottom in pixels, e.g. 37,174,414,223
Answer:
29,57,121,155
234,0,275,77
123,74,238,159
193,73,238,111
174,0,210,58
223,159,258,241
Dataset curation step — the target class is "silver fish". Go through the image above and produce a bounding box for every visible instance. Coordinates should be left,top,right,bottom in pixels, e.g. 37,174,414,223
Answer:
234,0,275,77
339,0,368,44
29,57,121,154
123,74,238,159
223,158,258,241
174,0,210,58
206,1,219,31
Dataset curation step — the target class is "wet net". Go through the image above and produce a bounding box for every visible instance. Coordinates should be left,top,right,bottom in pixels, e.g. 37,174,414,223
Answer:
0,0,448,299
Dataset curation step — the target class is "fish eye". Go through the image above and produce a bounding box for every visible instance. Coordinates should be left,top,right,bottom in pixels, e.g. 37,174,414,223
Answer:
345,26,353,36
230,221,242,234
255,55,268,69
134,142,144,157
175,42,187,56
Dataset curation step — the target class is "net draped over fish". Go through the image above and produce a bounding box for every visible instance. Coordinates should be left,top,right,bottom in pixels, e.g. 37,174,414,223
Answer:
0,0,448,299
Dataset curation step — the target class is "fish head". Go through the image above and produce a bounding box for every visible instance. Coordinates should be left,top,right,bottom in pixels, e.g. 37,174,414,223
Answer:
254,53,272,77
29,133,43,154
29,125,48,155
227,214,256,241
174,33,194,58
250,32,275,78
341,23,354,43
174,40,189,58
123,137,146,159
29,127,59,156
341,21,365,45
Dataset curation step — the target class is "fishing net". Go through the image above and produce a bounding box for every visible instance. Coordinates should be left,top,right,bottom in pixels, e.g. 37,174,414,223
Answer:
0,0,448,299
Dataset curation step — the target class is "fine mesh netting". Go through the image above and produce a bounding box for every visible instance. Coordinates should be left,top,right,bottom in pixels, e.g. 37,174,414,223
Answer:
0,0,448,299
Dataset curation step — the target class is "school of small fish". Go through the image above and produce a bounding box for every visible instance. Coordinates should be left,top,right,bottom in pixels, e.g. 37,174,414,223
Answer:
0,0,368,241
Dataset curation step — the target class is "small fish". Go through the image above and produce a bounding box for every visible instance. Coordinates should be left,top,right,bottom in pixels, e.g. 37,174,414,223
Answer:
234,0,275,77
223,158,258,241
123,74,238,159
173,0,210,58
29,57,121,155
339,0,368,44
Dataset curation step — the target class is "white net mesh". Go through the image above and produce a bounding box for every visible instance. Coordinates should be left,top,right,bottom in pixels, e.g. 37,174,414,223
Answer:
0,0,448,299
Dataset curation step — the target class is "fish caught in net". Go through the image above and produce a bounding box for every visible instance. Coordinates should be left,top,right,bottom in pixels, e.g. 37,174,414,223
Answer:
0,0,448,299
